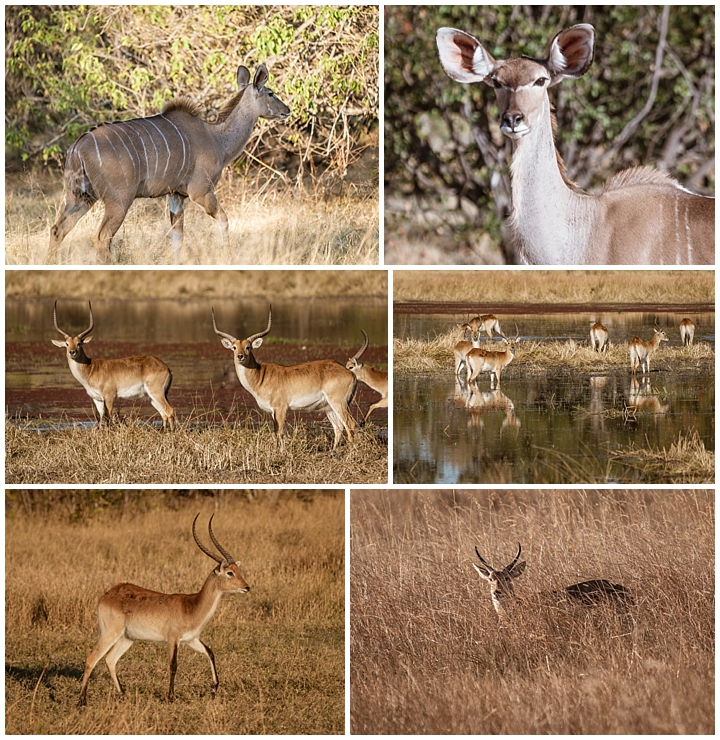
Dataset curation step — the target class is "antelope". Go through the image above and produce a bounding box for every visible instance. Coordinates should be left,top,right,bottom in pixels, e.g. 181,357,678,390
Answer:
436,24,714,265
590,322,609,353
679,318,695,346
212,306,357,448
466,330,520,388
51,301,175,430
454,321,483,376
628,377,669,416
78,514,250,706
472,543,632,619
629,326,669,375
346,330,388,423
467,314,503,340
48,64,290,264
464,386,520,432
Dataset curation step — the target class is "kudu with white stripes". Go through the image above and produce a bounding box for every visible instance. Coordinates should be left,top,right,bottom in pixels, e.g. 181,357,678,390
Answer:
78,514,249,706
212,306,357,448
49,64,290,264
52,301,175,430
590,322,609,353
629,325,669,375
436,24,714,265
346,330,388,422
473,543,631,620
679,318,695,346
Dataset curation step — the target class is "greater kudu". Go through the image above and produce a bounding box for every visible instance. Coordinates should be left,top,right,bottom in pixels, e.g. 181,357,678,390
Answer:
49,65,290,264
436,24,714,265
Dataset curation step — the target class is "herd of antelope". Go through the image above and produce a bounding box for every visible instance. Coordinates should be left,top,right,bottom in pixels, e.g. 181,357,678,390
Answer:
453,314,697,389
52,301,387,445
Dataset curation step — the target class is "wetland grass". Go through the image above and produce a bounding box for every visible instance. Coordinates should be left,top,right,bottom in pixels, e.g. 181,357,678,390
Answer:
5,415,387,484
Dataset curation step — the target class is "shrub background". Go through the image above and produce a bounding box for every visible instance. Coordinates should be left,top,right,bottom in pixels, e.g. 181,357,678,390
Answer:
7,5,379,180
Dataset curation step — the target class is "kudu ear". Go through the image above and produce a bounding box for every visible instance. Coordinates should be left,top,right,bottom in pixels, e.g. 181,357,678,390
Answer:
472,562,492,581
253,64,269,90
436,28,496,84
220,337,234,350
508,560,526,578
51,339,67,348
546,24,594,85
251,337,264,350
237,65,251,88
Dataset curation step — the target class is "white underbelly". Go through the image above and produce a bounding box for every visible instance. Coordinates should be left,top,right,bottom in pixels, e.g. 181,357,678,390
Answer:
116,382,147,399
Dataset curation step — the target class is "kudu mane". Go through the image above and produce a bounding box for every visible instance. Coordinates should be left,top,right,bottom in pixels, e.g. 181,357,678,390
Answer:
160,86,248,123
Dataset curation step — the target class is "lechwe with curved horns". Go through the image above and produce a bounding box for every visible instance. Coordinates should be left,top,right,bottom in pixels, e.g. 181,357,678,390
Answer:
52,301,175,430
436,24,714,265
629,325,669,375
346,330,388,423
679,318,695,347
472,543,631,619
78,514,249,706
590,322,609,353
49,64,290,264
212,306,357,448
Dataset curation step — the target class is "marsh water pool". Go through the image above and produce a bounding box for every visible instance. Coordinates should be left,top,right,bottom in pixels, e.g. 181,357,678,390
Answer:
6,297,388,429
394,306,714,483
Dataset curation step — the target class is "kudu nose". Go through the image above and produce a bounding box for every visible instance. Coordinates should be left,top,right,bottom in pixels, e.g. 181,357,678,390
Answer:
502,112,524,131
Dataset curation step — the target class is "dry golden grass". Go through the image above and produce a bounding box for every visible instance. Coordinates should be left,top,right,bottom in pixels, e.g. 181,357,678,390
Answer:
394,333,715,373
350,489,714,734
6,492,344,734
5,416,387,484
6,172,378,266
394,269,715,304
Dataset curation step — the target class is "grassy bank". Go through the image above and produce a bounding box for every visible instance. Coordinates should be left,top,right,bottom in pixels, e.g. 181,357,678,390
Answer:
394,334,715,373
394,270,714,305
7,175,378,265
6,492,344,734
5,418,387,484
5,268,387,300
350,489,714,734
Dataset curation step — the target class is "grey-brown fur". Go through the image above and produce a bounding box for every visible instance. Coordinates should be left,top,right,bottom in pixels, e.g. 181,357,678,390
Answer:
49,64,290,264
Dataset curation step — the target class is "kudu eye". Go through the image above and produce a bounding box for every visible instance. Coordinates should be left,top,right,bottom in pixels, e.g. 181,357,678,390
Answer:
534,77,548,87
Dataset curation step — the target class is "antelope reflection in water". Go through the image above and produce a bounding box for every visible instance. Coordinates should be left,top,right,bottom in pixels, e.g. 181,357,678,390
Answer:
454,377,520,432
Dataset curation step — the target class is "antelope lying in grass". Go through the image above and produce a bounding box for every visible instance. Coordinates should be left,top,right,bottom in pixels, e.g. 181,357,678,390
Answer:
590,322,609,353
436,24,714,264
346,330,388,423
679,318,695,346
78,514,249,705
629,326,669,375
52,301,175,430
473,543,632,619
49,64,290,264
212,306,357,448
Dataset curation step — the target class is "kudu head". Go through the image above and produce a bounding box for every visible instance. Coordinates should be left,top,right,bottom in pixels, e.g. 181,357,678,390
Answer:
51,300,94,363
346,330,370,371
460,321,483,344
473,543,526,615
234,64,291,122
212,305,273,370
436,24,595,140
192,513,249,593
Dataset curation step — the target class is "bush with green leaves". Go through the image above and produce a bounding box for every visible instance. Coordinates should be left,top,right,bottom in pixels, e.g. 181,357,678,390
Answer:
6,5,378,179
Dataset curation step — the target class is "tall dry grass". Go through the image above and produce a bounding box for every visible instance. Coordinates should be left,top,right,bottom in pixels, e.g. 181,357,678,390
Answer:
350,489,714,734
393,269,715,305
6,173,378,266
6,492,344,734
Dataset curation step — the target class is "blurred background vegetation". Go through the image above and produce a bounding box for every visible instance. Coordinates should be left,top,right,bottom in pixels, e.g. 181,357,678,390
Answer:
384,5,715,264
6,5,378,184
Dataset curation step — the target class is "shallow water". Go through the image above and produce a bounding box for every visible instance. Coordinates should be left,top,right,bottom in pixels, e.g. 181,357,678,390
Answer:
6,297,388,427
394,310,714,484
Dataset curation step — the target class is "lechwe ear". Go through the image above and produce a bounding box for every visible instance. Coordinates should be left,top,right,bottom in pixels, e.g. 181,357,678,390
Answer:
436,28,496,84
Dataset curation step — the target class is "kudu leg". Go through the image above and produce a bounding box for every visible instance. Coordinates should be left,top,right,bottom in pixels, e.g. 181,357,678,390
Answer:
168,193,186,263
48,200,91,262
189,189,230,243
94,199,133,264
